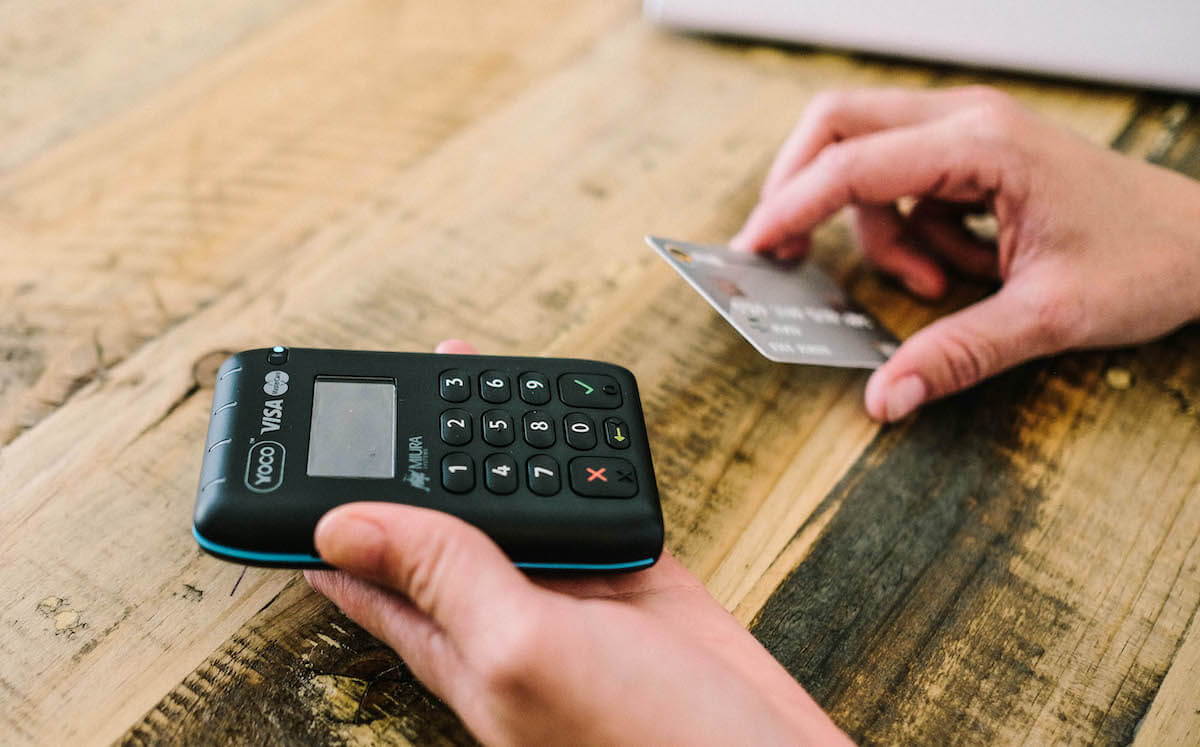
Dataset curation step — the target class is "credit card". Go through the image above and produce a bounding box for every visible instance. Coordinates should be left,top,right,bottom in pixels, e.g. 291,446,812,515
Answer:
647,236,898,368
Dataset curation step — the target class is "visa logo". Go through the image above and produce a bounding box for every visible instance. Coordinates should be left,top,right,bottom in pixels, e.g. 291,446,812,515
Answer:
261,399,284,434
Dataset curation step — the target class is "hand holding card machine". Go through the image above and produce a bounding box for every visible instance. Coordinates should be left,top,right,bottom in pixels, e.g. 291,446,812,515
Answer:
193,347,664,572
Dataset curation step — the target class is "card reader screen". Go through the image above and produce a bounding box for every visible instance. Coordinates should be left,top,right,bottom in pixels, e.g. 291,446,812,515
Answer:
307,378,396,479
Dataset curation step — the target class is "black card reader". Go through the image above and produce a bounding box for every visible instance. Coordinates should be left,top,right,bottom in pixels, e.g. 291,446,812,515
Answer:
192,347,665,572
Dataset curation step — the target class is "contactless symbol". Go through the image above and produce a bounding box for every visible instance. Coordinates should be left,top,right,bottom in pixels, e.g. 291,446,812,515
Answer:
264,370,289,396
586,467,607,482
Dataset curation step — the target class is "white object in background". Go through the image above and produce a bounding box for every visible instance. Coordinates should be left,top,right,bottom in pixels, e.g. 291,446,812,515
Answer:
644,0,1200,93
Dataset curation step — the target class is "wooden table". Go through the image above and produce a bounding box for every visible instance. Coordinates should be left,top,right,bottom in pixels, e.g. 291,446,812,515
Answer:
2,2,1198,744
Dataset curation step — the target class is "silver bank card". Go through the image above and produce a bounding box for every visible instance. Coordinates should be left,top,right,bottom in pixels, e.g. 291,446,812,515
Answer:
647,236,898,368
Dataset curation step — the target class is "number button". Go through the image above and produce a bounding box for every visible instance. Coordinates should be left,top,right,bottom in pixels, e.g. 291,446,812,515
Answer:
604,417,630,449
480,370,511,403
440,369,470,402
441,453,475,493
568,457,637,498
519,372,551,405
558,373,622,408
485,454,518,495
523,410,555,448
564,412,597,450
527,455,561,496
482,410,515,446
440,409,472,446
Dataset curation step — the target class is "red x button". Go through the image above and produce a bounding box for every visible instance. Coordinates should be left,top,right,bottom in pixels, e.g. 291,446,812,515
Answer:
585,467,607,482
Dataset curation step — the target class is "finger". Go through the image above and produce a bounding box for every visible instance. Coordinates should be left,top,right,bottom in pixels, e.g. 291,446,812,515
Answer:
852,205,947,299
907,199,998,279
534,551,703,600
313,503,546,651
435,339,478,354
305,569,465,698
863,285,1059,421
736,112,1006,253
761,86,1006,200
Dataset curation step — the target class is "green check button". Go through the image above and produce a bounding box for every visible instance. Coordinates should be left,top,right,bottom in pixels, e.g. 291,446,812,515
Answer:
558,373,622,409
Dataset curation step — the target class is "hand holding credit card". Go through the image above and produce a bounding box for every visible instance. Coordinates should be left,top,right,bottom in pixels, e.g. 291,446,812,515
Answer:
647,236,898,369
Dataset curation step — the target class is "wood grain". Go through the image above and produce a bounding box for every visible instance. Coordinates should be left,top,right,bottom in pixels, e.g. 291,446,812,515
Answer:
0,1,1193,744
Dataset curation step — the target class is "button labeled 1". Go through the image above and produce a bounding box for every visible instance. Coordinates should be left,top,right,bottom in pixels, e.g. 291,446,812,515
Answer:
441,453,475,493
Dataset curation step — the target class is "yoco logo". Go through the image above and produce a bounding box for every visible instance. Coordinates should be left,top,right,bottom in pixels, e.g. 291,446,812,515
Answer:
245,441,286,493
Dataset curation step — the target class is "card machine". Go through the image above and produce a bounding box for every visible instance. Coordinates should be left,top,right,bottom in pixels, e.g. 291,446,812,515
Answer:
193,347,665,572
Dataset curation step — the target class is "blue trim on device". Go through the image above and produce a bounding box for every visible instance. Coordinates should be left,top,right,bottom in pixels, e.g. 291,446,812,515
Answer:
193,527,655,571
515,558,655,571
193,527,324,565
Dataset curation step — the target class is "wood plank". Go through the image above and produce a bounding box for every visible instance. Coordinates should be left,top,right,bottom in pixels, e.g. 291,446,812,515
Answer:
0,0,632,444
748,100,1200,744
1129,104,1200,747
0,0,312,174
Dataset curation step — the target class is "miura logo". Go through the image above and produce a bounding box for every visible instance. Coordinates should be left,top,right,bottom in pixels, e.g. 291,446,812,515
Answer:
404,435,430,492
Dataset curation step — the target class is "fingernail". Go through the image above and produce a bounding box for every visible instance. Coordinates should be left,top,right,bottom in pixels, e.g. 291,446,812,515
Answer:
729,231,750,252
315,511,385,570
885,375,926,421
904,274,942,299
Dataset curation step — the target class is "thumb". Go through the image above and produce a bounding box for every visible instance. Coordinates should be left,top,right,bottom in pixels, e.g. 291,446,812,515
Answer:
314,503,543,643
864,288,1057,421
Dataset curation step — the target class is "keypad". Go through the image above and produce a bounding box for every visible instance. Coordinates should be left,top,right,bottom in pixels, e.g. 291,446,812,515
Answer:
431,367,640,500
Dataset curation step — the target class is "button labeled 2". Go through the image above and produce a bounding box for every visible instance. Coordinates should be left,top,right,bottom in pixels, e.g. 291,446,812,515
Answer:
440,409,472,446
